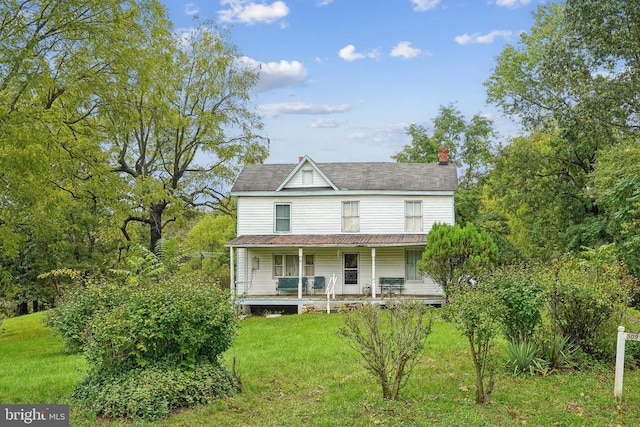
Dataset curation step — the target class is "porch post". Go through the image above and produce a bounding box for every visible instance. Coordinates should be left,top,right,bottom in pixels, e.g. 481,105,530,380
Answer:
371,247,376,299
229,246,235,298
298,247,303,299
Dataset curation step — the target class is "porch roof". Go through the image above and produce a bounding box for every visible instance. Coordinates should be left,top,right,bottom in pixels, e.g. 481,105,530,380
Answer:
227,234,427,248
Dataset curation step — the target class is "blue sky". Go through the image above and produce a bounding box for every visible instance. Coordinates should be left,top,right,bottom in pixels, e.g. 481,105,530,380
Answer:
163,0,545,164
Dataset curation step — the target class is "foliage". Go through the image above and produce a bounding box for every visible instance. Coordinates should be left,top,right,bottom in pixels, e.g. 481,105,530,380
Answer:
393,104,497,188
419,222,498,300
547,247,634,361
535,332,580,373
74,362,237,421
83,275,236,372
504,340,546,377
593,142,640,280
338,301,433,400
447,284,504,404
110,239,189,285
46,279,131,353
491,265,547,343
181,212,236,288
105,24,268,252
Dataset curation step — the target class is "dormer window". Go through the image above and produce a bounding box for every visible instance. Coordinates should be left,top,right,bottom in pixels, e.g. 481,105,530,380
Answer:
302,169,313,185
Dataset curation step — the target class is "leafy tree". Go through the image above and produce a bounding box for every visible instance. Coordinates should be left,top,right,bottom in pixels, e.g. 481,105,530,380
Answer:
593,143,640,278
393,104,497,188
338,301,432,400
419,223,498,301
103,25,268,252
480,131,609,261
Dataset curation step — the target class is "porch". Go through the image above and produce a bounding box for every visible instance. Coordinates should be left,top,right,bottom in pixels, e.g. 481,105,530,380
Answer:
235,294,445,315
227,234,444,312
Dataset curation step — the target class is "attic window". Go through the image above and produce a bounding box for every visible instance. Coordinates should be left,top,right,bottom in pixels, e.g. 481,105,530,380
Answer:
302,170,313,185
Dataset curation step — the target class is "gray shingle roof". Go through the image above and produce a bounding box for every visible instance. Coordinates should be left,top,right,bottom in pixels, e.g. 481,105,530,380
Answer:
231,161,458,192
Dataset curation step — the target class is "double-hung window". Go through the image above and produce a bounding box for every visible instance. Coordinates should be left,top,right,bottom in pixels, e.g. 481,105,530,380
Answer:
405,201,423,232
273,254,315,277
342,201,360,232
275,203,291,232
405,249,422,281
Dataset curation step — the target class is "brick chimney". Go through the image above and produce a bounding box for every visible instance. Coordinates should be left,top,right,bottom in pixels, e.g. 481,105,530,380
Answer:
438,146,449,165
298,156,304,163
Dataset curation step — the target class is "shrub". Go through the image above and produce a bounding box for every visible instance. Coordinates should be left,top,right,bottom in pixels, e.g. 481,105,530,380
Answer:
74,362,237,421
505,340,546,376
448,283,504,404
547,247,634,361
84,274,237,372
536,333,580,372
45,279,132,353
492,265,546,343
338,301,433,400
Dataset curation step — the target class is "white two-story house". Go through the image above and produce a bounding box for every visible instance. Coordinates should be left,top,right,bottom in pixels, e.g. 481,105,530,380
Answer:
226,153,457,306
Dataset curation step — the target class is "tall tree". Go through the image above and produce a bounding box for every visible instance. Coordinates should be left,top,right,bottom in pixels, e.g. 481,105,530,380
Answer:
393,104,496,187
103,26,268,252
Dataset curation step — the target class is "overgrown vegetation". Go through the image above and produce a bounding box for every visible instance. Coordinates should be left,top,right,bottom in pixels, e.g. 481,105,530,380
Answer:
47,263,239,420
338,301,432,400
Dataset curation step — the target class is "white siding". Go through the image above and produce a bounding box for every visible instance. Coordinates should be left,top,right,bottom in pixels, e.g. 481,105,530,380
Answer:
233,247,443,297
236,194,454,235
282,167,331,189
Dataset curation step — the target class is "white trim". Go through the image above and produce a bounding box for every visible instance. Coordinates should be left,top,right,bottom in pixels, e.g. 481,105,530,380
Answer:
275,156,339,191
232,190,455,197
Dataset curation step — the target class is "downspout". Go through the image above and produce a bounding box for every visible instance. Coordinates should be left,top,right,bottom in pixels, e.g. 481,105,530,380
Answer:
371,247,376,299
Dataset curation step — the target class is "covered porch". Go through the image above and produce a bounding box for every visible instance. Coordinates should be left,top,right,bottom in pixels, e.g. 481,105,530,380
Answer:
227,234,444,308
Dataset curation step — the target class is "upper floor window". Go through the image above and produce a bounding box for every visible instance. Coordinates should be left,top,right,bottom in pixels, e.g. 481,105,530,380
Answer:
342,201,360,232
275,203,291,232
405,201,423,231
302,169,313,185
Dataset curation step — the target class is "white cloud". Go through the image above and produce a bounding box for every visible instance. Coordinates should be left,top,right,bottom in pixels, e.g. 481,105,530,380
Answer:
258,102,353,118
338,44,380,62
311,118,346,128
496,0,531,8
454,30,513,45
315,0,334,5
185,3,199,17
348,123,408,145
411,0,441,12
239,57,308,92
390,41,421,59
218,0,289,25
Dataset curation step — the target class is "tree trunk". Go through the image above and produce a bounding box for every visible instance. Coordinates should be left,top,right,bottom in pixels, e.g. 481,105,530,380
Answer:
15,302,28,316
149,203,165,253
32,300,39,313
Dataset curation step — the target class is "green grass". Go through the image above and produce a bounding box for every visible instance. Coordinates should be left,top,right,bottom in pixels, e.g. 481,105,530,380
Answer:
3,311,640,426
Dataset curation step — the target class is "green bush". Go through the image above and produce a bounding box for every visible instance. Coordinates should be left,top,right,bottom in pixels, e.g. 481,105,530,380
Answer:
535,332,580,372
84,274,237,372
492,265,546,343
45,279,132,353
547,248,634,361
74,362,237,421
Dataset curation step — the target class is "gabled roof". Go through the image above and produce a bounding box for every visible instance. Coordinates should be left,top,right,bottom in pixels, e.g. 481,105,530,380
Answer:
231,158,458,193
275,155,338,191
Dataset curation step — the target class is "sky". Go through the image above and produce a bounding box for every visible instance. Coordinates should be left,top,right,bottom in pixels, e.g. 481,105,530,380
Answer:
162,0,546,164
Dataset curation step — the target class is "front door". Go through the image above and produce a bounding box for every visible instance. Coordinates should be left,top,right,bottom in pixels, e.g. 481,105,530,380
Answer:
344,253,359,294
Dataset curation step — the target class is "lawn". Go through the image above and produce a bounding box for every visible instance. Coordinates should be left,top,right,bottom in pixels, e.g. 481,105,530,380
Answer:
2,311,640,426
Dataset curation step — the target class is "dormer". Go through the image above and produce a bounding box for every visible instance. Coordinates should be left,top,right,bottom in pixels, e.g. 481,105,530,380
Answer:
277,155,338,191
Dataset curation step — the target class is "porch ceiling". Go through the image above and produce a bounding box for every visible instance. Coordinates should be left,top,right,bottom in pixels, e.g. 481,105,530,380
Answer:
226,233,427,248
